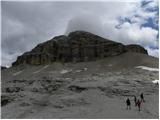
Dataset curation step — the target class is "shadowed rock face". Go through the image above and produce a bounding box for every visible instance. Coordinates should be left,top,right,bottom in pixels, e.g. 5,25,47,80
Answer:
126,45,148,54
1,66,7,70
12,31,148,66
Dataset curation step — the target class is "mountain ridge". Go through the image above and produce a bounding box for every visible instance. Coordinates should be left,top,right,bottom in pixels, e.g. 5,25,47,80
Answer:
12,31,148,66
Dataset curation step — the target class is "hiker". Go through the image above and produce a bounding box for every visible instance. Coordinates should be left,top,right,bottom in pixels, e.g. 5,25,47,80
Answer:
126,98,131,110
140,93,145,102
134,96,137,106
136,99,141,111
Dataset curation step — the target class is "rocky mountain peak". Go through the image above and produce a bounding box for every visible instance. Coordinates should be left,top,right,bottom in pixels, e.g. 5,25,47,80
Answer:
12,31,148,66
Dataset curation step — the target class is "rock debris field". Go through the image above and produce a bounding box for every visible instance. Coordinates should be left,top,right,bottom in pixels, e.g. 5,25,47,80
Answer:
1,52,159,119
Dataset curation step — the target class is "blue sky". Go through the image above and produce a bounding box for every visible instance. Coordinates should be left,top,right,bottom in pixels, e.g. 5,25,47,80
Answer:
132,0,159,56
115,0,159,51
1,0,159,67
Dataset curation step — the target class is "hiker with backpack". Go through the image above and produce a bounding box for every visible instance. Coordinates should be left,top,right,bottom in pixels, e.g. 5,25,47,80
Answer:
126,98,131,110
136,99,142,111
140,93,145,102
134,95,137,106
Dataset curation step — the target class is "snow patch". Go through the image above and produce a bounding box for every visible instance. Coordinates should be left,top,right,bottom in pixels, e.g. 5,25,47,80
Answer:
108,64,112,67
74,68,88,73
60,69,72,74
61,68,87,74
152,80,159,84
33,65,49,74
84,68,88,71
135,66,159,72
75,70,82,73
13,71,23,76
65,78,72,80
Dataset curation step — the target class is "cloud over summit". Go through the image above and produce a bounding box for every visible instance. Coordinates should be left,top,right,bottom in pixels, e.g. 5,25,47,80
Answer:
65,12,105,37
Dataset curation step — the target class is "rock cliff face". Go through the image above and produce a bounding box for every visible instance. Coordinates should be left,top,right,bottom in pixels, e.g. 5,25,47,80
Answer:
1,66,7,70
12,31,148,66
125,45,148,54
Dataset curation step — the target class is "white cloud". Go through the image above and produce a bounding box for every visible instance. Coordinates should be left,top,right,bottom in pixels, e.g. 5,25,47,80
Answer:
146,47,159,58
65,12,105,37
143,0,159,9
109,23,158,47
1,52,21,67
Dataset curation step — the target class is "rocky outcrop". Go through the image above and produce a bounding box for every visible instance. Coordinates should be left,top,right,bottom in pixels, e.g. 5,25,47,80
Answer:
12,31,148,66
126,45,148,54
1,66,7,70
1,94,14,106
